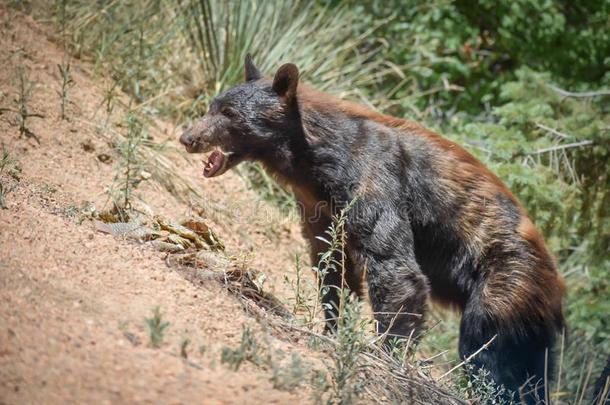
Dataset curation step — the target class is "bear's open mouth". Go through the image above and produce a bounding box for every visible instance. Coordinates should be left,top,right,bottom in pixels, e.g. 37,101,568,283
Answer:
203,149,229,178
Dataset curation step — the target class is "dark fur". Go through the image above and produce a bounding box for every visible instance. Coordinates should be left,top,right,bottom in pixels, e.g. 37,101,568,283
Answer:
180,56,566,403
593,355,610,403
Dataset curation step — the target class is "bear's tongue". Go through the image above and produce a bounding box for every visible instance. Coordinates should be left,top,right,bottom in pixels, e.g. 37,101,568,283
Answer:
203,150,226,178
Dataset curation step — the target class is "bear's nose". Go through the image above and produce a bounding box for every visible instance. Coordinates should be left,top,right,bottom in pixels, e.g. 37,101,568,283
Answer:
179,131,194,147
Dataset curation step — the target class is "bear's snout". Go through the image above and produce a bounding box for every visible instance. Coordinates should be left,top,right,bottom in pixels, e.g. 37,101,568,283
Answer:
179,131,195,148
179,128,206,154
179,117,218,153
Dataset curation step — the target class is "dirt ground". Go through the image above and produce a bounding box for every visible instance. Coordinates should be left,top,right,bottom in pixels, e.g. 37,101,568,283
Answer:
0,6,318,404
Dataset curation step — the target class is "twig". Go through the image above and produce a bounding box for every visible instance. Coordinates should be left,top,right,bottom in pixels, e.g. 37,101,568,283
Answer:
533,140,594,155
402,328,415,369
371,311,423,317
544,348,549,404
579,361,595,404
372,304,405,345
421,350,449,364
438,334,497,380
547,83,610,98
535,122,570,139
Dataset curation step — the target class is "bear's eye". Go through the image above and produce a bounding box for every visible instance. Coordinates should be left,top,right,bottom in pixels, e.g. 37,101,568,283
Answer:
221,107,236,118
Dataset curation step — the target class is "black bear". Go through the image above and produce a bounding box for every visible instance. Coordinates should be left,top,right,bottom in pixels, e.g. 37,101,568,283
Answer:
179,55,566,403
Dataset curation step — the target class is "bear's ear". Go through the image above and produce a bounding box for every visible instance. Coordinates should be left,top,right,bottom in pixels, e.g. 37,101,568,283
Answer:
244,53,262,82
272,63,299,101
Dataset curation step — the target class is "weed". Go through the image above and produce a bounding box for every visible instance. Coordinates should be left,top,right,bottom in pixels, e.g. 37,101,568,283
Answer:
1,68,44,143
268,350,306,391
100,78,120,127
57,62,75,120
455,364,510,405
108,111,146,219
61,204,79,218
284,253,315,318
307,199,369,403
220,326,263,371
328,296,368,404
123,331,141,347
54,0,75,121
0,146,16,209
220,325,306,390
145,306,170,348
311,369,331,404
293,254,305,312
0,147,12,174
257,327,308,391
307,335,324,351
180,337,189,359
313,198,357,329
42,183,58,194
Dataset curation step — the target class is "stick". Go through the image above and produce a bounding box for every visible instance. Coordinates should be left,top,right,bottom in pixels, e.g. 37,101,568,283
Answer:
438,334,497,380
532,140,594,155
535,122,570,139
547,84,610,98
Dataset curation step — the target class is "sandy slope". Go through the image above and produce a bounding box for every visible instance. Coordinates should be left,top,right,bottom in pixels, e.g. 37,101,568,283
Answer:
0,6,313,404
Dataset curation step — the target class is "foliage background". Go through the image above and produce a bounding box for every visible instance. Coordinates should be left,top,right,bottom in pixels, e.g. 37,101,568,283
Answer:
346,1,610,392
34,0,609,399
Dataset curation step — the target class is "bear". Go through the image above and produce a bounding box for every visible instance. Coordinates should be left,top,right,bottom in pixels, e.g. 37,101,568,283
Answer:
179,54,566,403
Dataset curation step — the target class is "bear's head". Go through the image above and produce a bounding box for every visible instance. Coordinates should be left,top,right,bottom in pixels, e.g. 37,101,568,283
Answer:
179,54,300,178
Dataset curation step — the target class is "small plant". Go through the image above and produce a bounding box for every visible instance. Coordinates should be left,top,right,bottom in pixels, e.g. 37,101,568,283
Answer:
54,0,75,121
284,253,316,319
0,148,12,173
220,326,263,371
108,111,146,219
145,306,170,348
0,146,16,209
180,338,189,359
311,369,331,405
291,254,306,313
42,183,58,194
1,68,44,144
456,364,510,405
257,326,308,391
268,351,306,391
222,326,307,390
312,199,368,404
306,296,369,405
57,62,75,120
313,198,358,328
328,295,368,404
100,78,120,127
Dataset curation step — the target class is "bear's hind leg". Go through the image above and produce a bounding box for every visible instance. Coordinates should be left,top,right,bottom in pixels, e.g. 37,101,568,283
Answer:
459,300,554,404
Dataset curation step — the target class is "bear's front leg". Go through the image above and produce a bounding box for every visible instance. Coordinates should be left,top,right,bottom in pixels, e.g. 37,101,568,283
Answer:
365,255,429,341
349,204,429,343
